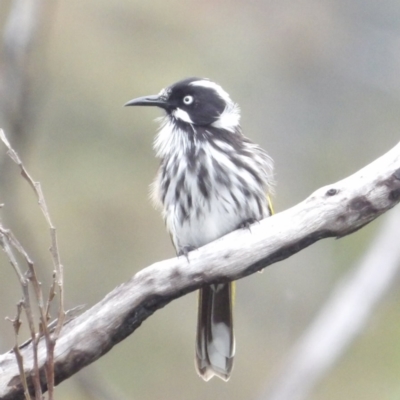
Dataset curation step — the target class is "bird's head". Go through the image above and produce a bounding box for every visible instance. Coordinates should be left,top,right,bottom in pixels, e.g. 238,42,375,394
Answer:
125,77,240,132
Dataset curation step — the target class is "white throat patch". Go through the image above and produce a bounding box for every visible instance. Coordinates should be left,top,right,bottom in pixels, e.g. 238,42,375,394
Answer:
173,108,193,124
211,103,240,132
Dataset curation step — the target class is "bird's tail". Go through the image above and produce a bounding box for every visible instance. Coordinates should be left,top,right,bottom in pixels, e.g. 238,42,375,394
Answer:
195,282,235,381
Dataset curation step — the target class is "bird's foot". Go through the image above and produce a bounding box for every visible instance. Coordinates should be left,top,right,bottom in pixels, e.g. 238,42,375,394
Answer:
178,246,197,262
238,218,258,231
238,218,263,272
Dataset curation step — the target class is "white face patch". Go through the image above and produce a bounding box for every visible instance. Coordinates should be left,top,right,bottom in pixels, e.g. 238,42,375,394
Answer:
190,79,240,132
190,80,232,105
173,108,193,123
158,87,171,99
211,104,240,132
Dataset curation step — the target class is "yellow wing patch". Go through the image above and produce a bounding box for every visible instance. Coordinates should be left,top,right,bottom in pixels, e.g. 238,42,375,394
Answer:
267,194,275,216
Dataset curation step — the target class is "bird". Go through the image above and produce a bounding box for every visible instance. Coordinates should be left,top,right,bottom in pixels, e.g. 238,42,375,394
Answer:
125,77,274,381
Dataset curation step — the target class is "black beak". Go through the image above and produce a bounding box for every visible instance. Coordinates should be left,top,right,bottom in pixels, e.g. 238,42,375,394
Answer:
124,95,168,109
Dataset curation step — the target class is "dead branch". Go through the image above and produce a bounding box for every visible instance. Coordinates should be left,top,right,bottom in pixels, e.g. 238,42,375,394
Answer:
0,129,65,400
0,141,399,400
258,207,400,400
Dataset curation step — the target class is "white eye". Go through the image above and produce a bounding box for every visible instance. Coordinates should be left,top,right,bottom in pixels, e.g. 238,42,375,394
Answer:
183,95,194,105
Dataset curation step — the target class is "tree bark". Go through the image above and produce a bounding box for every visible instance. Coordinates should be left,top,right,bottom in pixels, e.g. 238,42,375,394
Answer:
259,207,400,400
1,141,400,399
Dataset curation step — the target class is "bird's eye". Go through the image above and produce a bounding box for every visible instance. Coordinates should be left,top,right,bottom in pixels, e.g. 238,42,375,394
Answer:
183,95,194,105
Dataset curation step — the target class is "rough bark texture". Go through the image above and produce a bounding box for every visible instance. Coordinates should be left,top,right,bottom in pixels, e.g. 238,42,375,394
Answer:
259,207,400,400
1,142,400,399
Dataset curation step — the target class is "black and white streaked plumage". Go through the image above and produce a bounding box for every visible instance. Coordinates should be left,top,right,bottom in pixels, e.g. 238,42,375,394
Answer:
125,77,274,381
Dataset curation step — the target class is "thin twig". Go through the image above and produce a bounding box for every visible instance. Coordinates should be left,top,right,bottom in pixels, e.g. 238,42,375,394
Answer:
0,136,399,399
6,302,31,400
0,128,65,399
0,228,43,399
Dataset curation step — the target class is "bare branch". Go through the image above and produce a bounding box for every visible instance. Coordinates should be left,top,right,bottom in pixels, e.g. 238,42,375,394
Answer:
0,129,65,399
7,303,31,400
0,227,28,284
0,227,42,399
258,207,400,400
0,141,399,399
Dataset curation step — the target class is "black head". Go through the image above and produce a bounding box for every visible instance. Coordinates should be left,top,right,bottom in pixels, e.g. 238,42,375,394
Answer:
125,77,240,129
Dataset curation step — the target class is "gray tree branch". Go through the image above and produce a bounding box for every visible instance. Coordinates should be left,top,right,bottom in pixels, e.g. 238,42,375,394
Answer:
0,141,400,399
258,206,400,400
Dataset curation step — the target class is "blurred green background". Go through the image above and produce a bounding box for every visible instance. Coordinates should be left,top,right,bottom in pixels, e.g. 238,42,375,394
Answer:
0,1,400,399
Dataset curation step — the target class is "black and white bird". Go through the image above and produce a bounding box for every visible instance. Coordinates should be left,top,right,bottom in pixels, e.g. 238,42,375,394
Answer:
125,77,274,381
